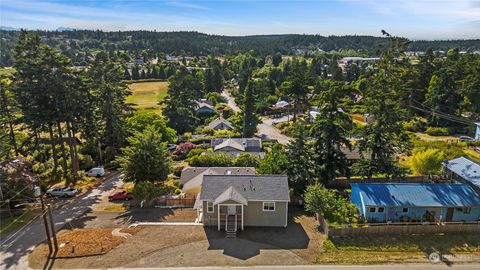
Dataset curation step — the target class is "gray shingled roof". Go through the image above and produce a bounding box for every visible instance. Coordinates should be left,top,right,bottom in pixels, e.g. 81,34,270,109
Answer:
180,167,255,185
214,138,245,151
208,117,234,130
213,186,248,205
199,175,290,202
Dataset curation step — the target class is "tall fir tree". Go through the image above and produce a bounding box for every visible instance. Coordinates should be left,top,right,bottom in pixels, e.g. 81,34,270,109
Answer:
242,79,258,137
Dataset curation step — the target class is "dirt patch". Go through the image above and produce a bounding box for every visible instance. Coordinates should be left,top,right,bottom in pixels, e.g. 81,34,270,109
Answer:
31,227,143,259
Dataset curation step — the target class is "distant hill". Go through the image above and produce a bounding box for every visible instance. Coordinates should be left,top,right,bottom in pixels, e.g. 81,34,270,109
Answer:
1,29,479,67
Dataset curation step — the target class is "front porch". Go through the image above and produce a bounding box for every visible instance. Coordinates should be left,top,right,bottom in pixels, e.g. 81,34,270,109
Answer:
216,204,244,232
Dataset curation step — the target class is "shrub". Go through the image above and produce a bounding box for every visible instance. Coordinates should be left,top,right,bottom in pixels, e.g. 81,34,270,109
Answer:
234,153,260,168
213,129,238,138
403,118,427,132
425,127,450,136
133,181,168,202
187,152,235,167
411,149,445,175
187,148,208,158
304,185,358,224
173,142,196,159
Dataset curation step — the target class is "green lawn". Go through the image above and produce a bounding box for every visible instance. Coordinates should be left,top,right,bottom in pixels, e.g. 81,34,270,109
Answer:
126,81,169,115
0,210,40,237
316,233,480,264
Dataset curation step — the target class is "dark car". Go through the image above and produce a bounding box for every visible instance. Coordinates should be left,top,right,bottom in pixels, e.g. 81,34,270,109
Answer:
108,191,133,201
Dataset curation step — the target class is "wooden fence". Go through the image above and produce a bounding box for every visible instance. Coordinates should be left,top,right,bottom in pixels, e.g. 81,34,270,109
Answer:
326,221,480,237
165,198,195,207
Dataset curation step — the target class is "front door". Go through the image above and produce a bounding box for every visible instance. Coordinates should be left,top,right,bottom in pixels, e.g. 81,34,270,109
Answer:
228,205,236,215
446,208,454,222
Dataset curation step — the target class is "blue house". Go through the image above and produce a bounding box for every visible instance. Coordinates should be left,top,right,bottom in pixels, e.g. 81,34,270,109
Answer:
350,183,480,223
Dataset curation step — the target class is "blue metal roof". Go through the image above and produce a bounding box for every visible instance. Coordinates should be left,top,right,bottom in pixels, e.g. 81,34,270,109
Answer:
443,157,480,188
350,183,480,207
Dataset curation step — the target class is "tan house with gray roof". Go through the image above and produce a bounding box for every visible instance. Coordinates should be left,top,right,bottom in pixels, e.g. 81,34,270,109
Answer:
195,175,290,236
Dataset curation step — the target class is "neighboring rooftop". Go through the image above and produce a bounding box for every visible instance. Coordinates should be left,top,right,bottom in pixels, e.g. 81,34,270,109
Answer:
443,157,480,188
199,175,290,202
351,183,480,207
180,167,256,185
214,138,245,151
211,138,262,152
208,117,234,130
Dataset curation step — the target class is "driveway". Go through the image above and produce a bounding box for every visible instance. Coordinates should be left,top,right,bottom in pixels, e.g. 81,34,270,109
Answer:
222,89,241,113
0,171,123,270
257,116,292,145
28,210,322,269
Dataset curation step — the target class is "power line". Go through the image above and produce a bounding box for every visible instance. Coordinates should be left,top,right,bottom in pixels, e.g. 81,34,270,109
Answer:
409,99,475,126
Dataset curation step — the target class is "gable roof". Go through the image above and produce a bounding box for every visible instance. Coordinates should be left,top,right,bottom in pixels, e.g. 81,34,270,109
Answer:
199,175,290,202
214,138,245,151
211,137,262,151
180,167,255,185
208,117,234,130
213,186,248,205
351,183,480,208
195,101,216,112
443,157,480,188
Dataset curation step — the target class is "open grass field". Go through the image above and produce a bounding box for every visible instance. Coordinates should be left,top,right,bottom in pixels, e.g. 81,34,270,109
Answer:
126,81,169,115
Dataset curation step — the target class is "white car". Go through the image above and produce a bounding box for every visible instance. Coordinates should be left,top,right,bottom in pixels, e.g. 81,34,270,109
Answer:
46,187,78,197
86,167,105,177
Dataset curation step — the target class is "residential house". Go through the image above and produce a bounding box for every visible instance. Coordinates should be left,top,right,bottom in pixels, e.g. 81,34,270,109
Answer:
208,117,234,130
350,183,480,223
211,138,264,158
195,175,290,232
180,167,256,195
195,100,217,116
443,157,480,192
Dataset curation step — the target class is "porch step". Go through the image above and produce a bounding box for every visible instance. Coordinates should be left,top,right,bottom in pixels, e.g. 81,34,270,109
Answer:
225,231,237,238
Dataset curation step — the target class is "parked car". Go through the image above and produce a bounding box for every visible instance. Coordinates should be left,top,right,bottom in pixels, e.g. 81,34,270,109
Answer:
86,167,105,177
108,191,133,201
46,187,78,197
459,136,476,142
167,144,177,151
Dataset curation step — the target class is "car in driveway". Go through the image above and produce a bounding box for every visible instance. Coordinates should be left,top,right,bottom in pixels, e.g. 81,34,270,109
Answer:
108,191,133,201
46,187,78,197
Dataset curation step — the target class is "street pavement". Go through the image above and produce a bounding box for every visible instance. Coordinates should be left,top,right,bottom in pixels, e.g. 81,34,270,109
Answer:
256,116,292,145
0,171,122,270
221,89,292,145
110,264,480,270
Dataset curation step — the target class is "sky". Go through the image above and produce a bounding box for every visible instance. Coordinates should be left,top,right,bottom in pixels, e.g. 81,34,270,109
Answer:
1,0,479,40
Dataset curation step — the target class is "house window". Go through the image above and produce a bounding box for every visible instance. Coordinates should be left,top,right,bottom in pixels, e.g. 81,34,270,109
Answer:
207,202,214,213
263,202,275,211
377,207,385,213
463,207,471,214
402,208,409,213
369,207,376,213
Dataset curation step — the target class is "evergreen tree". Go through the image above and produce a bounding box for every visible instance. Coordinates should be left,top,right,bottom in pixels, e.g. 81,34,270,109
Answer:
163,68,199,133
286,126,313,195
242,79,258,137
117,126,172,182
86,52,131,160
310,81,352,185
354,32,411,179
258,143,287,174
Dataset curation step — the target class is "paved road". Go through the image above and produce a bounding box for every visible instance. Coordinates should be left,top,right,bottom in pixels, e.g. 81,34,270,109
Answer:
222,89,241,113
0,172,122,270
111,264,480,270
256,116,292,145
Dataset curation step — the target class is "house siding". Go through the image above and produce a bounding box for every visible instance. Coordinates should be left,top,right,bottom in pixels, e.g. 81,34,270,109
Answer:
201,201,288,227
362,206,480,223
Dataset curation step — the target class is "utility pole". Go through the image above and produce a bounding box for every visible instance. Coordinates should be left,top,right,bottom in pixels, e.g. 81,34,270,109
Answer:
38,194,53,255
47,204,58,252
